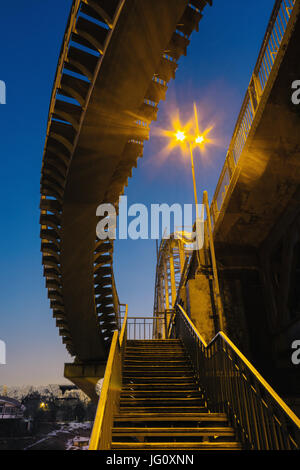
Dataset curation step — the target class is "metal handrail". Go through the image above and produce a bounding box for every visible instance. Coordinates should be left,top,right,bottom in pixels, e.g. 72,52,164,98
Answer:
120,315,165,340
119,304,128,347
89,304,128,450
111,271,121,330
172,304,300,450
211,0,298,224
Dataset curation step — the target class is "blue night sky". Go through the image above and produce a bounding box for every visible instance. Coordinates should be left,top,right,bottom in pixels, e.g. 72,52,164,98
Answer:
0,0,275,385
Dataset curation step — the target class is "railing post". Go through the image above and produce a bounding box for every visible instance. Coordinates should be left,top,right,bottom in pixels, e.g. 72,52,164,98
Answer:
164,311,167,339
203,191,225,332
248,86,256,117
226,151,236,178
252,72,262,99
212,200,219,225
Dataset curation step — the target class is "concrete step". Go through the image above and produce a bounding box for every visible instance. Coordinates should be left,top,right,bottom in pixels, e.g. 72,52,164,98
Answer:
111,441,242,450
123,376,196,383
122,383,199,391
120,398,205,406
121,390,202,397
111,339,242,450
114,412,229,423
119,406,208,413
123,370,194,377
124,361,189,365
112,427,235,437
124,364,189,370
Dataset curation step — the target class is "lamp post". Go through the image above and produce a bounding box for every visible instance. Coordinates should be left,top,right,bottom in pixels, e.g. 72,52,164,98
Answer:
174,127,225,332
175,130,205,222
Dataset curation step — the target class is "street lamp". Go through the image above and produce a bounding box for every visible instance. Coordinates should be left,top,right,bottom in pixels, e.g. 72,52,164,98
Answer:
168,110,225,331
174,129,206,218
195,135,205,145
162,104,213,250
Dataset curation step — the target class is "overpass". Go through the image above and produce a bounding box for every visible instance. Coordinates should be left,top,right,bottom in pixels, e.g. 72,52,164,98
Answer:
40,0,300,450
40,0,208,366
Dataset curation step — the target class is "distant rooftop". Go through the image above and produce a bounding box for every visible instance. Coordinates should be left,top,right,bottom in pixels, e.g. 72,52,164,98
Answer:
0,396,22,407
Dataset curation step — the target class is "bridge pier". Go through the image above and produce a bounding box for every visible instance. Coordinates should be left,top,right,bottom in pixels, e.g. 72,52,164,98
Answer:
64,362,106,403
185,270,216,345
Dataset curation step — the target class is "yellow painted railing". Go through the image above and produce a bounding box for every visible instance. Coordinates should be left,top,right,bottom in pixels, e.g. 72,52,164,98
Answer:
171,304,300,450
89,305,128,450
211,0,298,226
120,314,166,340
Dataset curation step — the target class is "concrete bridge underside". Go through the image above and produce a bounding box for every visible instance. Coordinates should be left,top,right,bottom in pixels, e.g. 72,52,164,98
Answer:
40,0,210,380
60,1,189,362
214,10,300,249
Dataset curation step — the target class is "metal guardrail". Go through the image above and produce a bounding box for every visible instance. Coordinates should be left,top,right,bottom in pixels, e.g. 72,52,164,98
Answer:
211,0,297,224
120,315,166,340
0,410,23,420
171,304,300,450
89,305,128,450
89,309,169,449
111,272,123,330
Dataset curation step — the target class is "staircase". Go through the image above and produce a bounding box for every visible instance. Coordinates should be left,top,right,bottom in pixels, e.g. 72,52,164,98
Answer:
111,339,242,450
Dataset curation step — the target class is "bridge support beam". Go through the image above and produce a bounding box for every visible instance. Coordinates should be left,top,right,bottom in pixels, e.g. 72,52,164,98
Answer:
185,270,216,345
64,361,106,403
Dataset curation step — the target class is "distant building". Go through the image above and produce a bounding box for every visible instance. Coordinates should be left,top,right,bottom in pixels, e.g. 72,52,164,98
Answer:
73,436,89,448
59,385,78,395
0,396,24,420
0,396,25,438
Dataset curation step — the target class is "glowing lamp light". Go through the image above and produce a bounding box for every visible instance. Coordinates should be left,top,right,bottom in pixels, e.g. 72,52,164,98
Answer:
175,130,186,142
195,135,205,144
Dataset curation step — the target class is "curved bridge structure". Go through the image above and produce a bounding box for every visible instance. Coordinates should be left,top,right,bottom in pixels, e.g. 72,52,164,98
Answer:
39,0,300,448
40,0,212,362
154,234,192,314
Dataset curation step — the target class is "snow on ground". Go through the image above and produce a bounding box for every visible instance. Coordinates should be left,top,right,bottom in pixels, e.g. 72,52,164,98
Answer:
24,422,92,450
66,435,90,451
67,421,92,431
